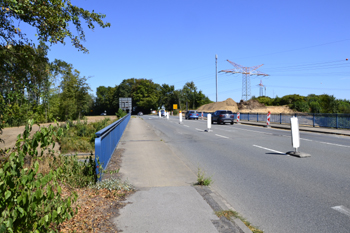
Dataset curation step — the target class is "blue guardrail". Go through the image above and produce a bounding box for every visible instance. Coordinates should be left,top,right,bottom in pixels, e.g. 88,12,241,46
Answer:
200,111,350,129
95,114,130,179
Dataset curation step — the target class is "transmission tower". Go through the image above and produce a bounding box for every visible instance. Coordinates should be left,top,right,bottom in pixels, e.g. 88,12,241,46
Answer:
257,80,266,96
219,60,269,101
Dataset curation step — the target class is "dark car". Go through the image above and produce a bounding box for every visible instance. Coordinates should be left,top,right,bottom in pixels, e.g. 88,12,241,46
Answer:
185,110,199,120
160,110,166,117
100,112,107,116
212,110,235,125
137,112,143,116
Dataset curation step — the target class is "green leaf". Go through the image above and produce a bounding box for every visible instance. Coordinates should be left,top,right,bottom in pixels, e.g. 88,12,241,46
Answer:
5,190,11,200
44,214,49,222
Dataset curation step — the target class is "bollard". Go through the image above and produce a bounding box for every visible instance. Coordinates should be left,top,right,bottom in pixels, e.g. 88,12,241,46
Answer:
179,111,182,124
206,114,212,132
236,112,240,124
266,111,271,127
201,112,204,120
158,111,161,118
167,112,169,120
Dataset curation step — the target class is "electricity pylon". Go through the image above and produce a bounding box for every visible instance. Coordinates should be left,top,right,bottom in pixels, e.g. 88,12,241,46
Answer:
257,80,266,96
219,60,269,101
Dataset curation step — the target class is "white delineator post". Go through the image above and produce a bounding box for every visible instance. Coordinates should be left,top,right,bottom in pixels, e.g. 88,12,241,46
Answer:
167,112,169,120
158,111,161,118
290,116,300,152
236,112,240,124
287,116,310,157
179,111,182,124
201,112,204,120
207,114,212,132
266,111,271,128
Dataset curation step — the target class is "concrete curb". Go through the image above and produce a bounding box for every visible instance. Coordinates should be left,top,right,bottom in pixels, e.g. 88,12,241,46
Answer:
195,186,252,233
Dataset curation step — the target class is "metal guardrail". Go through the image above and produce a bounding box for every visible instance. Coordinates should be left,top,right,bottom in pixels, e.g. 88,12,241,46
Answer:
200,112,350,129
95,114,130,179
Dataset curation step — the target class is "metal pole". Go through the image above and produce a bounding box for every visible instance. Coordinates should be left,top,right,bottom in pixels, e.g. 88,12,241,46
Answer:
216,54,218,102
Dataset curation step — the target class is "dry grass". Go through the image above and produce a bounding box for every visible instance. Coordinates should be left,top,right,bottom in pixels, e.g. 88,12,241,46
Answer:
215,210,264,233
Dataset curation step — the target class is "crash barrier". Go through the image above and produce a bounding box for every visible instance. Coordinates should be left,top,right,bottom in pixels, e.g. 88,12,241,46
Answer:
241,112,350,129
201,112,350,129
95,114,131,179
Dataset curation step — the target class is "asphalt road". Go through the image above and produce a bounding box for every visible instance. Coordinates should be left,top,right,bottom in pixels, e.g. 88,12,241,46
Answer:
139,115,350,233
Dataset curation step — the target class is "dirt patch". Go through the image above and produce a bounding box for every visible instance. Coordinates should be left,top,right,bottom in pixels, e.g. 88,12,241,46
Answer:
196,98,294,114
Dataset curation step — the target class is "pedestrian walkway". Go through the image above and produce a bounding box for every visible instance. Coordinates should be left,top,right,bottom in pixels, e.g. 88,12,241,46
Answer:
111,118,250,233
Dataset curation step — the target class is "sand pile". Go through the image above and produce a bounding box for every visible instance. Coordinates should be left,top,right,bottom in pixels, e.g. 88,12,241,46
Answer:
196,98,295,114
197,98,238,112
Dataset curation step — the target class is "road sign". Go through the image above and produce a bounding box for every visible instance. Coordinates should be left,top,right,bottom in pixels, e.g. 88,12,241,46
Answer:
173,104,178,110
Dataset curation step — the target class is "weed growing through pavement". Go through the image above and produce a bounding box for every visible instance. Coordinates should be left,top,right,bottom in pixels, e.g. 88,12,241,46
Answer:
215,210,264,233
195,167,213,186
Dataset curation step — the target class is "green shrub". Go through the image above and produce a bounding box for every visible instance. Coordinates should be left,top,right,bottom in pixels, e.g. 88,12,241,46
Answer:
116,108,127,118
0,121,77,232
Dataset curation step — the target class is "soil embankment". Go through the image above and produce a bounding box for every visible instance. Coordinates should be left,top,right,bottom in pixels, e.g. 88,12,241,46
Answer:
197,98,295,114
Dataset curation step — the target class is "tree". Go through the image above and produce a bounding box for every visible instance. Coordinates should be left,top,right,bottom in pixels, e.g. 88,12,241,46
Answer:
1,0,110,53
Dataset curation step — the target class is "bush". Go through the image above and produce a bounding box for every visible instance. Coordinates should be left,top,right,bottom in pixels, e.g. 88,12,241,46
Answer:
116,108,127,118
0,121,77,232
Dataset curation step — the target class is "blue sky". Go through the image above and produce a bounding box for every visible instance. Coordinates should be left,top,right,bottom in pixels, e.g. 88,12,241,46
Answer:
23,0,350,102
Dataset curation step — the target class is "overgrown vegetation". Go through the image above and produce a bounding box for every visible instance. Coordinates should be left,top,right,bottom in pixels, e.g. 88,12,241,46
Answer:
215,210,264,233
252,94,350,113
58,117,115,154
195,168,213,186
0,119,133,232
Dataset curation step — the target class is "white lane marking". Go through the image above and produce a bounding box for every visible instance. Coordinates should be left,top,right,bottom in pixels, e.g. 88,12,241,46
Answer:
332,206,350,217
183,125,189,127
300,138,313,141
319,142,350,148
253,145,287,155
195,128,203,131
215,134,229,139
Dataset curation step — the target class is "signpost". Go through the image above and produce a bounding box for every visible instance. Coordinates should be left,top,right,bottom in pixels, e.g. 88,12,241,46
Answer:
119,98,132,113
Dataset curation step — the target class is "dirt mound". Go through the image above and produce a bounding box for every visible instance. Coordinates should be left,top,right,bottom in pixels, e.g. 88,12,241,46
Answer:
237,99,266,111
197,98,295,114
197,98,238,112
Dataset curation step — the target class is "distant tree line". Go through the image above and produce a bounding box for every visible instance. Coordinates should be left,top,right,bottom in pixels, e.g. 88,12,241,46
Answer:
94,78,212,114
252,94,350,113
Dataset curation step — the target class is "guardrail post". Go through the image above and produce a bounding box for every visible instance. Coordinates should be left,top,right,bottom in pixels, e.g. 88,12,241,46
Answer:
280,113,282,124
313,113,315,127
336,113,339,129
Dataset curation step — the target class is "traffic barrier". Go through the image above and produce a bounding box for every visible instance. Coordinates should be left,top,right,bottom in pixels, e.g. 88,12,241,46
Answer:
95,114,130,180
266,111,271,127
237,112,240,124
201,112,204,120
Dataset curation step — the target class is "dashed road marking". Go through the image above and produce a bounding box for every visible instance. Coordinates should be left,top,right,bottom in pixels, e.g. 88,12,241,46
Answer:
319,142,350,148
332,206,350,217
215,134,229,139
253,145,287,155
195,128,203,131
300,138,313,141
183,125,189,127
